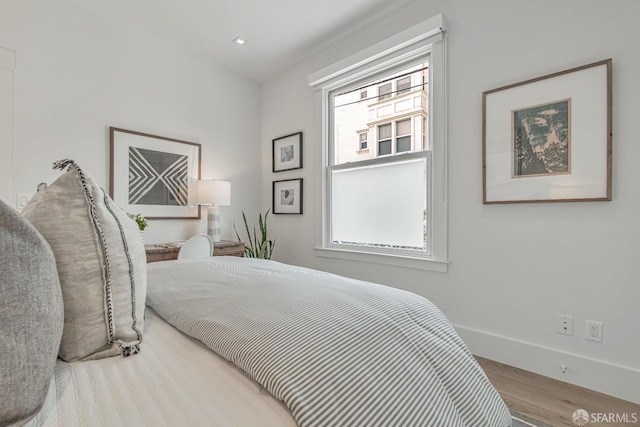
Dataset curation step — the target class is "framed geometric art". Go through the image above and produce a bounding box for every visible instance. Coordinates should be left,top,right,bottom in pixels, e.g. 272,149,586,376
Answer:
272,132,303,172
272,178,303,214
482,59,612,204
109,127,201,219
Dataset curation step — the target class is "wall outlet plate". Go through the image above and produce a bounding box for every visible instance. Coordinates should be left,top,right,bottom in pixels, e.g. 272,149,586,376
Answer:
585,320,603,342
557,314,573,336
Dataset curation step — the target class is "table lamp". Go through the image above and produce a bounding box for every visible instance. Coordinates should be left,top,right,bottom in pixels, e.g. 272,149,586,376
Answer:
196,179,231,243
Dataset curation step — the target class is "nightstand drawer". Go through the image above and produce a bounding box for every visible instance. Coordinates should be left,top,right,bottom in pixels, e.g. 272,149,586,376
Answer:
145,245,180,263
212,240,245,257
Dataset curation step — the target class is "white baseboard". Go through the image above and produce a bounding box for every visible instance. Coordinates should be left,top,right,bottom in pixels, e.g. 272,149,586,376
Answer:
455,324,640,405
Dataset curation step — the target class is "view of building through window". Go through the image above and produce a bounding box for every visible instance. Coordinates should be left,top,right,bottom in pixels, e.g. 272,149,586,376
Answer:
329,62,429,252
333,62,428,165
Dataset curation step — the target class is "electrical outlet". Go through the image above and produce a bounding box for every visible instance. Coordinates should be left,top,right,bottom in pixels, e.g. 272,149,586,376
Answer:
557,315,573,336
585,320,603,342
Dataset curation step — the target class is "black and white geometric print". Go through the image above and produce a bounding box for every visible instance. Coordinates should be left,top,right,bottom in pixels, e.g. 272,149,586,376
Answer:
128,147,188,206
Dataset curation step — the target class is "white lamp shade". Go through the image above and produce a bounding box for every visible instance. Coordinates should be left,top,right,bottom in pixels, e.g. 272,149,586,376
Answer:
196,180,231,206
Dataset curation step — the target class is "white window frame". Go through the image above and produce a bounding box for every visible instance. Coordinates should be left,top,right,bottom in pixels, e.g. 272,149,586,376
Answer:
308,14,449,273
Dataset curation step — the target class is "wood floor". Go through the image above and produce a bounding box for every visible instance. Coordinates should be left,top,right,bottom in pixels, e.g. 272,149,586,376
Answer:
476,356,640,427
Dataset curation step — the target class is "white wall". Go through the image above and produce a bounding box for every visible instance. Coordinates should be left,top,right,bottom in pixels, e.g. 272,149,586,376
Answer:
261,0,640,403
0,46,14,203
0,0,262,243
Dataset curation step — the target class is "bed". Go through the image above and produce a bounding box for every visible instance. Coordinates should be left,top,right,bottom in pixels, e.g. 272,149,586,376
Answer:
27,257,512,427
1,160,512,427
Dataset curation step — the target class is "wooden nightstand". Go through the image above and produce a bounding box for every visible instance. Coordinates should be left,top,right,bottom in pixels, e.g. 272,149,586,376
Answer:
145,245,180,263
212,240,246,257
145,240,245,263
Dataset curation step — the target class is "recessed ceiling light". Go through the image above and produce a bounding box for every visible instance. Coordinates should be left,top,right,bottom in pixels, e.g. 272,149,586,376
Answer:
233,36,246,45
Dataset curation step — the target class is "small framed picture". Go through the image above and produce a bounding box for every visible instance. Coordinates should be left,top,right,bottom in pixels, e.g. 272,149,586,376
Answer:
272,132,303,172
273,178,303,214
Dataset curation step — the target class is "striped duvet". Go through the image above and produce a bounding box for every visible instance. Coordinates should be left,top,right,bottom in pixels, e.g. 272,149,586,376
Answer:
146,257,511,427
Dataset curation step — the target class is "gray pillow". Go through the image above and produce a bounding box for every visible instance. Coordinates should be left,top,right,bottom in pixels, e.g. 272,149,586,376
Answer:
0,198,63,426
22,159,147,362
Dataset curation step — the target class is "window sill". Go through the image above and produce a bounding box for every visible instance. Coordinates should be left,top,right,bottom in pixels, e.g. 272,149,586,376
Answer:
314,247,449,273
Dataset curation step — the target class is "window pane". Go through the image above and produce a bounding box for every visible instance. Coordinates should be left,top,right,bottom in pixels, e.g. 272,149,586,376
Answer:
378,124,391,139
359,133,368,150
397,119,411,136
397,76,411,95
378,139,391,155
378,83,391,101
331,158,426,249
397,136,411,152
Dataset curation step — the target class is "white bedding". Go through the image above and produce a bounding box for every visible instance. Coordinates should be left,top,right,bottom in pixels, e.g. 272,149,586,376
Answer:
27,309,297,427
27,257,511,427
146,257,512,427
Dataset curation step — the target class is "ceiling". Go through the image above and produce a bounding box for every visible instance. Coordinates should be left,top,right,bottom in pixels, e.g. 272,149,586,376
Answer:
75,0,419,83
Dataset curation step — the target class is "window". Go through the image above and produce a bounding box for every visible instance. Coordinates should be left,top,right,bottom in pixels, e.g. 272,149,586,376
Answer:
396,76,411,96
360,90,367,99
378,83,391,101
377,124,392,155
396,119,412,152
308,15,448,271
375,119,414,156
331,62,429,256
359,132,368,150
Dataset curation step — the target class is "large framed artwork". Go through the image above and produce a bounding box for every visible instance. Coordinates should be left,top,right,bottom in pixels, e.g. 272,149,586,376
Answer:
109,127,201,219
273,178,303,214
272,132,303,172
482,59,612,204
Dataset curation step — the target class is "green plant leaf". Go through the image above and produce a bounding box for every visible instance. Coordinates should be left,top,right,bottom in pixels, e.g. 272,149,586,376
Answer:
234,210,275,259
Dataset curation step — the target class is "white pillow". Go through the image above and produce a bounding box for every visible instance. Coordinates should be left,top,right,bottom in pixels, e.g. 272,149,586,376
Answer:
22,159,146,361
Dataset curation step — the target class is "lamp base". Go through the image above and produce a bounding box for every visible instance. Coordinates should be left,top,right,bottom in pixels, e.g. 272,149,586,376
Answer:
207,206,222,243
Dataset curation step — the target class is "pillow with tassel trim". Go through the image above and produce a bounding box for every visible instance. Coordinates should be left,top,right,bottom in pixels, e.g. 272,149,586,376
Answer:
22,159,146,361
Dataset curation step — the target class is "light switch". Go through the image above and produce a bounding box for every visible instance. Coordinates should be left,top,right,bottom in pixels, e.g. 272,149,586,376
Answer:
16,193,30,209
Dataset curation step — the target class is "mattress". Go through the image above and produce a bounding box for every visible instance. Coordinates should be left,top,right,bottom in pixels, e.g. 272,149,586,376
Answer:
27,308,297,427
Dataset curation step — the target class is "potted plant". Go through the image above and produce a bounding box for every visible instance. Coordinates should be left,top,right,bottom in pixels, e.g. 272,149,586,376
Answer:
234,210,275,259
